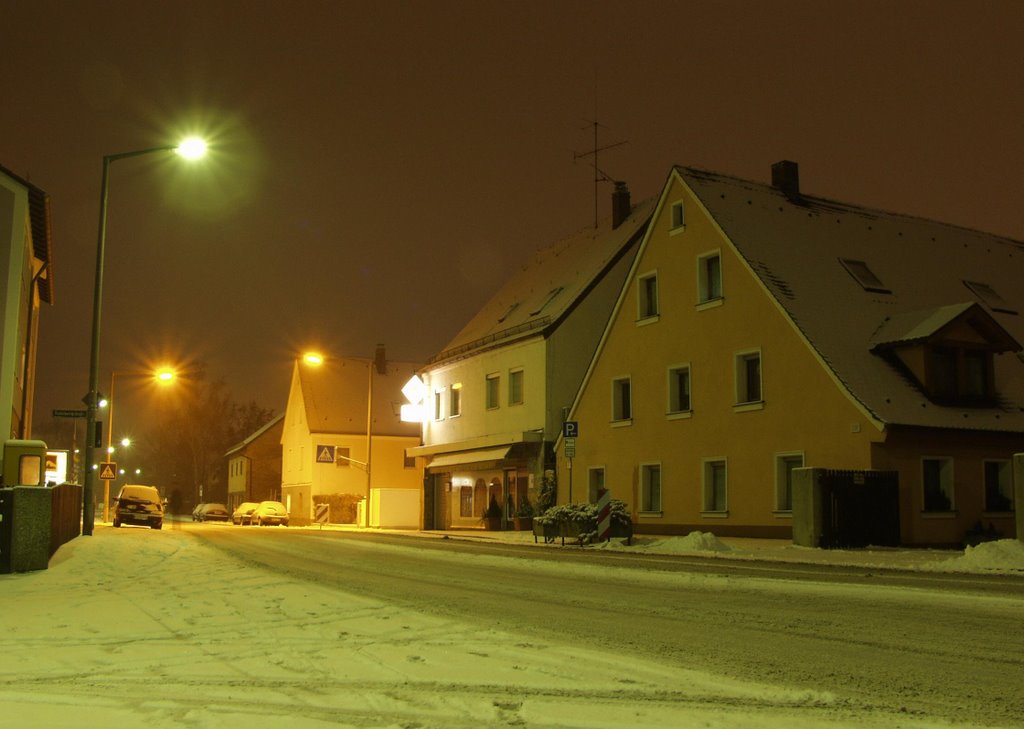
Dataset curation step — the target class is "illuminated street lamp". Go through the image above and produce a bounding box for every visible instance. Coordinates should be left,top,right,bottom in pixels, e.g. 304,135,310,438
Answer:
101,369,174,522
82,138,205,536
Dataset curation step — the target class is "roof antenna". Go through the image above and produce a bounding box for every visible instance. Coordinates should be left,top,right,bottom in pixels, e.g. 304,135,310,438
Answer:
574,119,627,228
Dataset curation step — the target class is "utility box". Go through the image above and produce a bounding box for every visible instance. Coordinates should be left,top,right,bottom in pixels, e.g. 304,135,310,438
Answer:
0,487,51,573
2,440,48,487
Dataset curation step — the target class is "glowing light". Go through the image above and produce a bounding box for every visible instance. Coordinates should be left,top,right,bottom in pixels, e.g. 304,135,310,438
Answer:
156,369,175,382
176,137,207,160
401,375,427,405
400,403,427,423
303,352,324,365
121,438,131,448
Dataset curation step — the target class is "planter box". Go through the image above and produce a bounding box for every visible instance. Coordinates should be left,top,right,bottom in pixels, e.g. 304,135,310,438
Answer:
513,516,533,531
533,518,633,546
483,516,502,531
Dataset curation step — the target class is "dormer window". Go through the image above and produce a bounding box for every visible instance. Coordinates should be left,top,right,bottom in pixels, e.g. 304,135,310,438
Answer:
530,287,563,316
497,302,519,323
839,258,891,294
870,302,1020,406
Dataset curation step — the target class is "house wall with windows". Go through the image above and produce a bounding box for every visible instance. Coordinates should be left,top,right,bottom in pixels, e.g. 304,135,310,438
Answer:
280,355,422,525
562,172,880,537
561,164,1024,545
226,414,284,510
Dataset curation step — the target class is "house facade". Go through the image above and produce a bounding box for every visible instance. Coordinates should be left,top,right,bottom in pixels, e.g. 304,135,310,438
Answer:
561,163,1023,546
409,185,654,529
280,347,422,527
0,165,53,441
225,413,284,511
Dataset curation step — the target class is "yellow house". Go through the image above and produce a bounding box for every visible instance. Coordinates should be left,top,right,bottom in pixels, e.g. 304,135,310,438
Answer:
562,162,1023,546
280,346,423,527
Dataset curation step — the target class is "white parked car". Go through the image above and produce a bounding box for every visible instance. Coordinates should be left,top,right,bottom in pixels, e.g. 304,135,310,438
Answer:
252,501,289,526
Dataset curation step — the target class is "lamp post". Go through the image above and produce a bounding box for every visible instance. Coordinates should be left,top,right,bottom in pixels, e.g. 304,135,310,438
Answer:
82,140,205,535
101,369,174,521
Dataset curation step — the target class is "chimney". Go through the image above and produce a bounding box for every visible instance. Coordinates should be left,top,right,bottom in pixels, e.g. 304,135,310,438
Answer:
771,160,800,199
373,343,387,374
611,181,631,229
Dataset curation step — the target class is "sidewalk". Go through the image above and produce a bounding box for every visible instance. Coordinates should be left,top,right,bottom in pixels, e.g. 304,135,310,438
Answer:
302,522,1024,575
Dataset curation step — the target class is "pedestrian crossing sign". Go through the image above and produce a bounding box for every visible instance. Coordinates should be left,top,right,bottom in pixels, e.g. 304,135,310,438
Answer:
316,445,336,463
99,462,117,480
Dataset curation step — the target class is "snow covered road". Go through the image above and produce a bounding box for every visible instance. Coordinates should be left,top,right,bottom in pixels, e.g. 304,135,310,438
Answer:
1,524,1022,728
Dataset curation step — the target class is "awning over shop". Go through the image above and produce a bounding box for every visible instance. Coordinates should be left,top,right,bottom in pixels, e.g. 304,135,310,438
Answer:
427,446,511,470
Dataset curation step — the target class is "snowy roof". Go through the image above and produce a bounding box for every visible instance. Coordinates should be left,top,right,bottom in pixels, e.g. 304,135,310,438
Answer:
1,163,54,303
225,413,284,456
679,165,1024,432
430,196,656,364
295,356,422,437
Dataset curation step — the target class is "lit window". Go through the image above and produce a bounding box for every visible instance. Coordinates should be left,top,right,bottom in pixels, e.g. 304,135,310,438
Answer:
698,252,723,303
839,258,891,294
703,459,727,512
735,351,762,404
963,281,1017,315
612,376,632,422
667,365,691,413
637,272,659,320
922,457,954,512
775,453,804,511
640,463,662,512
485,374,500,409
983,460,1013,512
450,383,462,417
670,200,685,229
587,467,605,504
508,369,524,406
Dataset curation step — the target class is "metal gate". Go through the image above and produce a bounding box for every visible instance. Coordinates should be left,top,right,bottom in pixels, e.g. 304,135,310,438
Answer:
819,469,900,548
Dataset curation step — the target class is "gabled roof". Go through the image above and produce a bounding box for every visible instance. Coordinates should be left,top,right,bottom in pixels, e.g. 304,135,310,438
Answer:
0,164,54,304
870,302,1020,352
295,356,422,438
225,413,284,457
678,165,1024,432
429,197,656,365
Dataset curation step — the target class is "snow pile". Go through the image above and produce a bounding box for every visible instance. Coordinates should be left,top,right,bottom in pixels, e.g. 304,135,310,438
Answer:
926,539,1024,573
614,531,733,554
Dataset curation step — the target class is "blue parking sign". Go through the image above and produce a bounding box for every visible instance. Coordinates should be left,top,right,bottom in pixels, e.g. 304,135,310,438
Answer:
562,421,579,438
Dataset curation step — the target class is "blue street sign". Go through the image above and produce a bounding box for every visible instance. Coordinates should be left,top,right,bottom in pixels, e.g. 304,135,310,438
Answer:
563,421,579,438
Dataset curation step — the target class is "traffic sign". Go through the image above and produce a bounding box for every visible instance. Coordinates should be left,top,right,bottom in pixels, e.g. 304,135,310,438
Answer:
53,409,87,418
99,462,117,480
564,437,576,458
563,421,579,438
316,445,336,463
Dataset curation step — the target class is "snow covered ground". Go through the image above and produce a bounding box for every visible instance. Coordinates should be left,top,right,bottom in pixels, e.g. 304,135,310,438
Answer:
1,525,1021,729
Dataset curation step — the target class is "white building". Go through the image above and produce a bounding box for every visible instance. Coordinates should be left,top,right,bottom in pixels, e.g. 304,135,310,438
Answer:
409,185,654,529
280,347,422,527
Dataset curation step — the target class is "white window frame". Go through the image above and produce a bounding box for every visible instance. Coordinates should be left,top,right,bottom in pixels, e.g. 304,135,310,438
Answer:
734,349,763,410
697,249,723,308
587,466,606,504
982,459,1013,513
921,456,955,514
669,199,686,233
433,388,445,420
611,375,632,425
636,270,660,323
508,368,524,406
666,363,692,418
702,458,728,515
774,452,804,514
449,383,462,418
639,462,662,514
485,373,500,410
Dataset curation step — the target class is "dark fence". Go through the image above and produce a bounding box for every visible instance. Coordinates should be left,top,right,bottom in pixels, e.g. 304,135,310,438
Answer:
50,482,82,556
819,469,900,548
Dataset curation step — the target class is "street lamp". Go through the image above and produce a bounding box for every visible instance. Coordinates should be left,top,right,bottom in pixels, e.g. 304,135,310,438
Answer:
101,369,175,522
82,139,205,536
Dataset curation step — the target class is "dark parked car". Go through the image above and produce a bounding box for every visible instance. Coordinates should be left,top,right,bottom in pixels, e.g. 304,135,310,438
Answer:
196,503,230,522
252,501,289,526
232,502,260,525
113,484,164,530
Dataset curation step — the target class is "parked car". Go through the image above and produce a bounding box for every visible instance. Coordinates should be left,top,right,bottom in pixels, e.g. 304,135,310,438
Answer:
113,484,164,530
192,503,207,521
252,500,289,526
232,502,260,525
196,503,230,522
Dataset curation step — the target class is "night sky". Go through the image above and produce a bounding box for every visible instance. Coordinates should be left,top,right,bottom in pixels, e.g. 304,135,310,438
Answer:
3,0,1023,440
